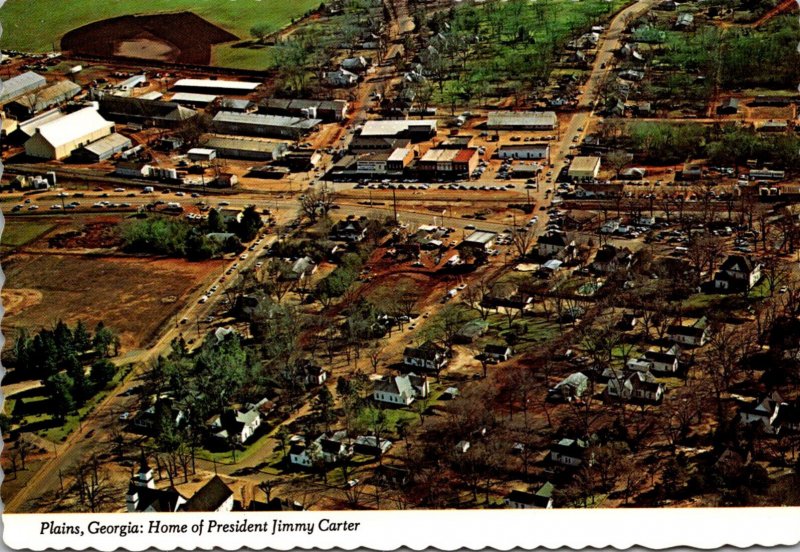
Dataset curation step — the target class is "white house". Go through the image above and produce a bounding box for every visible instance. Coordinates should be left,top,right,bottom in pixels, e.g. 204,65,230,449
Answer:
484,344,513,363
668,317,709,347
607,371,664,403
327,68,358,87
209,407,261,445
403,341,448,372
738,393,782,434
289,431,353,467
504,482,555,509
550,438,591,467
714,255,762,291
301,363,329,386
537,232,573,258
644,345,680,373
373,373,428,405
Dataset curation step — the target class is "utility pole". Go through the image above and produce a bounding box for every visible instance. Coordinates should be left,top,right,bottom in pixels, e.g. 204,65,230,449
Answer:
392,186,398,222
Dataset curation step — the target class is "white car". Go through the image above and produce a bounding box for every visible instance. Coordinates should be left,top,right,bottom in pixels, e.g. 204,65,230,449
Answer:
239,253,249,260
198,295,209,304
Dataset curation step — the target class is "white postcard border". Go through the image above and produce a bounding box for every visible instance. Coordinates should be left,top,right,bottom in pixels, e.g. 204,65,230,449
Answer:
3,508,800,551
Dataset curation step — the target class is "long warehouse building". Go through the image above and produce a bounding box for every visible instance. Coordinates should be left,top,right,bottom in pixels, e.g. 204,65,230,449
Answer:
212,111,321,140
172,78,261,95
24,107,115,160
0,71,47,104
201,135,288,161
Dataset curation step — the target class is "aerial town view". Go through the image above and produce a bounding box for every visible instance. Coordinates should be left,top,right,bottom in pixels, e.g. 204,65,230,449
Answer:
2,0,800,515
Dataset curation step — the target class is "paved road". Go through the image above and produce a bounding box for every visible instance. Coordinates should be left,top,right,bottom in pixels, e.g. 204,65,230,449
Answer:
548,0,660,192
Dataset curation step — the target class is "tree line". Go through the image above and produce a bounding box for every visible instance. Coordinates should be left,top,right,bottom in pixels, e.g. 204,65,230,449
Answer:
9,321,120,422
120,206,263,261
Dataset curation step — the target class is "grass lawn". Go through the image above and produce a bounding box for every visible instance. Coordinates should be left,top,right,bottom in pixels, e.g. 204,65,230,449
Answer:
1,221,56,252
212,43,275,71
0,0,320,67
196,426,278,465
485,313,560,351
357,406,419,438
13,363,133,444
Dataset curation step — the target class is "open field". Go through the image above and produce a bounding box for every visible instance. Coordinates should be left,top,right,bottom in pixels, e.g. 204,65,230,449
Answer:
1,221,57,253
1,253,219,349
0,0,320,68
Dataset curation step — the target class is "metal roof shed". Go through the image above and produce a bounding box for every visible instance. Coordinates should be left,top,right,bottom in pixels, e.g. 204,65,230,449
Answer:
0,71,47,104
77,133,132,162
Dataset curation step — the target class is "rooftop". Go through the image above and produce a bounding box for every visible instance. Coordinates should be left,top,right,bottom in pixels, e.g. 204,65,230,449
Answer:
32,107,113,148
463,230,498,245
170,92,218,104
213,111,321,130
173,78,260,91
0,71,46,103
487,111,557,127
360,119,437,137
81,132,131,155
569,156,602,173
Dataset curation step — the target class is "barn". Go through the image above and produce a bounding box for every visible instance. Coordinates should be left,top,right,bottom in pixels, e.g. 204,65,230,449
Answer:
24,107,115,160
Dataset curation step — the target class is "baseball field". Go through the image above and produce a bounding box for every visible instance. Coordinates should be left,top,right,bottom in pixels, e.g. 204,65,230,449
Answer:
0,0,321,68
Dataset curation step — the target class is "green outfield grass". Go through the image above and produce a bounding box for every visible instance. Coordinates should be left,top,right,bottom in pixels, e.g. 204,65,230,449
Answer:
0,0,320,68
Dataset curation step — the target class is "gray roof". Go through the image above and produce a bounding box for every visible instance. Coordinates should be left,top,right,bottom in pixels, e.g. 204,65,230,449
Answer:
213,111,321,130
9,80,82,111
487,111,557,128
556,372,589,389
203,135,287,154
179,476,233,512
374,374,415,397
82,133,131,156
0,71,46,103
221,98,252,110
262,98,347,113
463,230,497,245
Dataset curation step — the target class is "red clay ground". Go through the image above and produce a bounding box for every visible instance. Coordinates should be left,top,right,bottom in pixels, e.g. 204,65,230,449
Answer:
61,12,238,65
2,253,219,350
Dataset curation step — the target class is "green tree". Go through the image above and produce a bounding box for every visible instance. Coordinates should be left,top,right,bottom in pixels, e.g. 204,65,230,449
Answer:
90,359,116,390
46,373,75,421
313,386,336,432
73,320,92,352
93,322,119,358
65,354,90,402
250,24,272,43
207,208,226,233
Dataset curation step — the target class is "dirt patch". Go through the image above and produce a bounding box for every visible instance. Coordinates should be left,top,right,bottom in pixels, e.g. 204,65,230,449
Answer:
2,289,43,317
115,36,179,62
48,222,123,250
61,12,238,65
2,254,218,350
